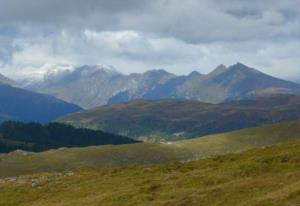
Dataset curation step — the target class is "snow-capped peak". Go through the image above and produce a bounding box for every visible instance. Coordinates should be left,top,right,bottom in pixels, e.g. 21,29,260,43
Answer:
87,64,120,75
43,63,76,81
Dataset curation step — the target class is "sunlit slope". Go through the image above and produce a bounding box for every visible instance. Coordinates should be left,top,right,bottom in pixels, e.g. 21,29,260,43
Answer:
2,119,300,178
0,143,191,178
178,118,300,158
1,140,300,206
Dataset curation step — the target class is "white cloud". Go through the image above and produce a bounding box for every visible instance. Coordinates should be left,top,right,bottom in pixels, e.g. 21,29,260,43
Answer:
0,0,300,81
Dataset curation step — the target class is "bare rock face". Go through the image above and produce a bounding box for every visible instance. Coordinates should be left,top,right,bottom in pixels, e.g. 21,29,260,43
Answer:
25,65,177,108
24,63,300,108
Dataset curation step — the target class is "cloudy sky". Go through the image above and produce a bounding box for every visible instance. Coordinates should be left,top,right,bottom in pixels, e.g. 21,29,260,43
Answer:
0,0,300,80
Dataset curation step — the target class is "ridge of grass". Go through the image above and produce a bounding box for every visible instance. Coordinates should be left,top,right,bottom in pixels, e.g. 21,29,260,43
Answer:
1,140,300,206
1,119,300,178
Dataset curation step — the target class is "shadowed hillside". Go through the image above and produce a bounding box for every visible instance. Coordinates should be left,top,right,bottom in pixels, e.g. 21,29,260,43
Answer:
0,121,138,153
0,84,82,123
59,94,300,141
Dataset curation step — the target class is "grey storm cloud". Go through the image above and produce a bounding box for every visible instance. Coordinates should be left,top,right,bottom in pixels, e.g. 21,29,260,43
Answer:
0,0,299,43
0,0,300,80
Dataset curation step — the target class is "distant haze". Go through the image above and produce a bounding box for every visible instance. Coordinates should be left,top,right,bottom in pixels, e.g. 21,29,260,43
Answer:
0,0,300,80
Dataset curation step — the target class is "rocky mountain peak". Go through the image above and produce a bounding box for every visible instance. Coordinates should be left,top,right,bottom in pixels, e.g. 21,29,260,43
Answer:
208,64,228,76
143,69,173,76
228,62,262,74
188,71,202,78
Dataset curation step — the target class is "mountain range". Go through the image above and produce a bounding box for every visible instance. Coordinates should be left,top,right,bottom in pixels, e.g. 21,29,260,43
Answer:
59,94,300,141
24,63,300,108
0,75,82,123
2,63,300,206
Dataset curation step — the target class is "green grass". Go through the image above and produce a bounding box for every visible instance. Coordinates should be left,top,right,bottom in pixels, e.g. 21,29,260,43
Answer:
1,140,300,206
2,119,300,178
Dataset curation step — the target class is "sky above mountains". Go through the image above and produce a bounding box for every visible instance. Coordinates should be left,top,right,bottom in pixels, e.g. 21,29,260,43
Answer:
0,0,300,80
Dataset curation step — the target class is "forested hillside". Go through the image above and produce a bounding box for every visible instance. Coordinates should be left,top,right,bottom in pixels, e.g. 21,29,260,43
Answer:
0,121,138,153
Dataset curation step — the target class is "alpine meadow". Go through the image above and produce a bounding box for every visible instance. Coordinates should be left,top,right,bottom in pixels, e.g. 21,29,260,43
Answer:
1,1,300,206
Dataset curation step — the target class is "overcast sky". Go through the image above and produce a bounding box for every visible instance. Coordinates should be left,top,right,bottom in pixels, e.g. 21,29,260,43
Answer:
0,0,300,80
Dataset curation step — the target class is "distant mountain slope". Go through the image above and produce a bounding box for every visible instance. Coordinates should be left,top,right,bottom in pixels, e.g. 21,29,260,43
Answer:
25,63,300,108
25,65,124,108
0,73,16,86
0,121,138,153
107,69,176,104
177,63,300,103
141,71,203,101
25,65,176,108
58,94,300,141
0,84,82,123
2,119,300,178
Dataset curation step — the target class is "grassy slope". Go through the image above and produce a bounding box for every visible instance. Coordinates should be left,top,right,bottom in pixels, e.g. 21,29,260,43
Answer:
2,119,300,178
58,95,300,141
1,140,300,206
